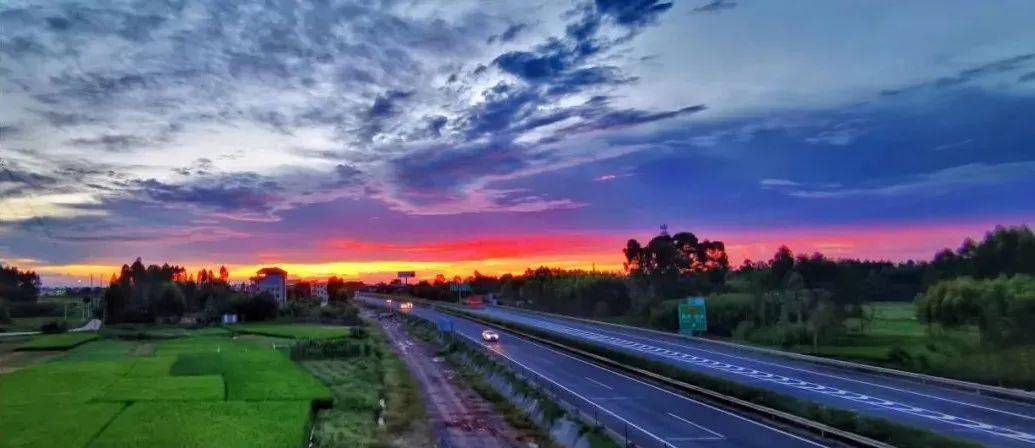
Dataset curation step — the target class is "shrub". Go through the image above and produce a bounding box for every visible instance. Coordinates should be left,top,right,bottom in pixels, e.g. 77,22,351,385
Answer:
0,300,10,324
6,302,60,318
40,320,68,334
236,292,279,321
290,339,370,360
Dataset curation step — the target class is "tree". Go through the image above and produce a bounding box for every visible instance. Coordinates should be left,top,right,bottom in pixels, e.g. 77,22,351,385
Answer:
0,265,41,302
154,282,186,320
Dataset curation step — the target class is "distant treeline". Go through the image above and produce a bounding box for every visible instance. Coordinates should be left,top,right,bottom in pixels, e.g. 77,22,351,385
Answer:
404,225,1035,349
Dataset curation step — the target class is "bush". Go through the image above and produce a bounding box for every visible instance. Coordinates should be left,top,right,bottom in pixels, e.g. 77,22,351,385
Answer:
236,292,279,321
318,303,361,324
290,339,371,360
6,302,60,318
0,300,10,324
40,320,68,334
707,293,754,336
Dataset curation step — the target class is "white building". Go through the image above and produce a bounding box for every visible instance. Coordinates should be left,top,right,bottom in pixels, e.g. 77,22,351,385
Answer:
251,267,287,305
311,281,329,307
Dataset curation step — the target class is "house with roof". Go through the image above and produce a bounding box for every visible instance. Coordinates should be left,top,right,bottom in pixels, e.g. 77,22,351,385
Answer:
251,267,288,306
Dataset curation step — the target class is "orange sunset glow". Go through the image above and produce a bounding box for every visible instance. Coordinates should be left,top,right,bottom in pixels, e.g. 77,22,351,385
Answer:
24,220,1015,286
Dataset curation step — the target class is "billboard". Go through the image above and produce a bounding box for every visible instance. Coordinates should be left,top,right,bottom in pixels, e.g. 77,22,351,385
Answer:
678,297,707,334
397,271,416,278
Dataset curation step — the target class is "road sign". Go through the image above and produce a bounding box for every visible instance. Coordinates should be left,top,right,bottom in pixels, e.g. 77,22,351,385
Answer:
678,297,707,335
449,282,471,292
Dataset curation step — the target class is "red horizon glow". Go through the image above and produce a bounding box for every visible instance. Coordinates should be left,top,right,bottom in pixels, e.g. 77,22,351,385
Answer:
28,220,1029,286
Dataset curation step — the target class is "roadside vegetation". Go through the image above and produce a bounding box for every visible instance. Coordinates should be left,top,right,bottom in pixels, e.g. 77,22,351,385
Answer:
401,224,1035,389
228,322,350,339
300,320,431,447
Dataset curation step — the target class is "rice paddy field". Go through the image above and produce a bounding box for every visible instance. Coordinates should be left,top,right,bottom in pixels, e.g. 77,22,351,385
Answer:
0,331,333,448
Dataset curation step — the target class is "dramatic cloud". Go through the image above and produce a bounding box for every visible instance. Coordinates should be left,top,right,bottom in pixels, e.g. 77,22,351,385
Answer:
2,0,1034,282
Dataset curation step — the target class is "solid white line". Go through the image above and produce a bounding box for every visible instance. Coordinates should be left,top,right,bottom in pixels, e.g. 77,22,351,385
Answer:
455,332,678,448
667,412,726,439
458,313,828,448
510,310,1035,421
585,376,615,390
666,436,726,441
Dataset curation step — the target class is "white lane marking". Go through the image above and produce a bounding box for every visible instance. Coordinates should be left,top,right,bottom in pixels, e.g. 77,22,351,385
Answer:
585,376,614,390
366,297,818,447
564,317,1035,421
666,436,726,442
380,295,823,446
493,312,1035,445
667,412,726,440
509,324,828,448
455,333,678,448
590,396,631,400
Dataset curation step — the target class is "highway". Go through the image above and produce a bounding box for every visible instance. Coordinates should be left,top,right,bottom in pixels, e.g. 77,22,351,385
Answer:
358,294,827,448
467,305,1035,448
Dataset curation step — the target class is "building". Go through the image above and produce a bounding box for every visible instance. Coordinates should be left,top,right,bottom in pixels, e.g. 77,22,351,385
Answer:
251,267,288,305
311,281,329,307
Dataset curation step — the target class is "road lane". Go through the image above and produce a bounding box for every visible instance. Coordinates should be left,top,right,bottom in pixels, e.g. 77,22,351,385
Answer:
359,295,826,448
471,305,1035,447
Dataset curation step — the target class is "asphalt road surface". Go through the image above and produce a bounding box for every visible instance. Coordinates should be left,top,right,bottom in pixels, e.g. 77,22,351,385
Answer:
467,305,1035,448
360,295,827,448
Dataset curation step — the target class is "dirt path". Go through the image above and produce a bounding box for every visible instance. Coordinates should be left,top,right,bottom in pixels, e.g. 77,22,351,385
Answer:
376,314,531,448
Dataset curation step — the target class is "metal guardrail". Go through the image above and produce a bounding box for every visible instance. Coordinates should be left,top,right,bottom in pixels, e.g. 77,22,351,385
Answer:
436,305,894,448
487,303,1035,403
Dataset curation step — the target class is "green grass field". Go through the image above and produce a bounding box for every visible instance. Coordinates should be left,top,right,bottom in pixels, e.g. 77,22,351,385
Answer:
0,329,333,448
227,323,349,340
15,332,101,351
89,401,311,448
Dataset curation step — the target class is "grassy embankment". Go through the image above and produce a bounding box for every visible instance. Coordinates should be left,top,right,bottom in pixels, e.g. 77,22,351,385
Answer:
300,323,432,447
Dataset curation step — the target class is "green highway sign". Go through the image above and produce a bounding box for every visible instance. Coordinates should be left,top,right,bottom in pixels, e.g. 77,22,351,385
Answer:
678,297,707,334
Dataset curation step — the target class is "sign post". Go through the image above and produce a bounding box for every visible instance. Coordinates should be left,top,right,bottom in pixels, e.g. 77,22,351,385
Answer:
397,271,416,285
450,281,471,303
678,297,707,335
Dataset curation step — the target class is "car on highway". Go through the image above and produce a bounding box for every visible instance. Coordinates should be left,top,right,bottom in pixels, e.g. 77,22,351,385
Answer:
385,299,393,305
400,302,414,311
481,329,500,342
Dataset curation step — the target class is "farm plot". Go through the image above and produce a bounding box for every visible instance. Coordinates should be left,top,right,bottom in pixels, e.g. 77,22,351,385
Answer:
0,334,331,448
88,401,311,448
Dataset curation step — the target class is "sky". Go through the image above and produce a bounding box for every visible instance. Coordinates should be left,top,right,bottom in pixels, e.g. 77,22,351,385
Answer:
1,0,1034,286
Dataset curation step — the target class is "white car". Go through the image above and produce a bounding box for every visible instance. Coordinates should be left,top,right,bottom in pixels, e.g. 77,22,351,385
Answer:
481,329,500,342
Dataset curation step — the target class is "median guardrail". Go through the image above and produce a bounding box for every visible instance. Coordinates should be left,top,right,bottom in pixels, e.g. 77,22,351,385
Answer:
434,304,895,448
487,303,1035,404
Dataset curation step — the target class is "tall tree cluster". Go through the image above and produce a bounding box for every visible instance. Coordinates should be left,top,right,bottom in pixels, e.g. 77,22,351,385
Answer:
623,231,730,303
103,258,249,323
0,264,41,303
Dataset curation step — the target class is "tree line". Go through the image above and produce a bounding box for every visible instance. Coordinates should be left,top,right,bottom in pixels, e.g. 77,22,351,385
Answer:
405,225,1034,352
